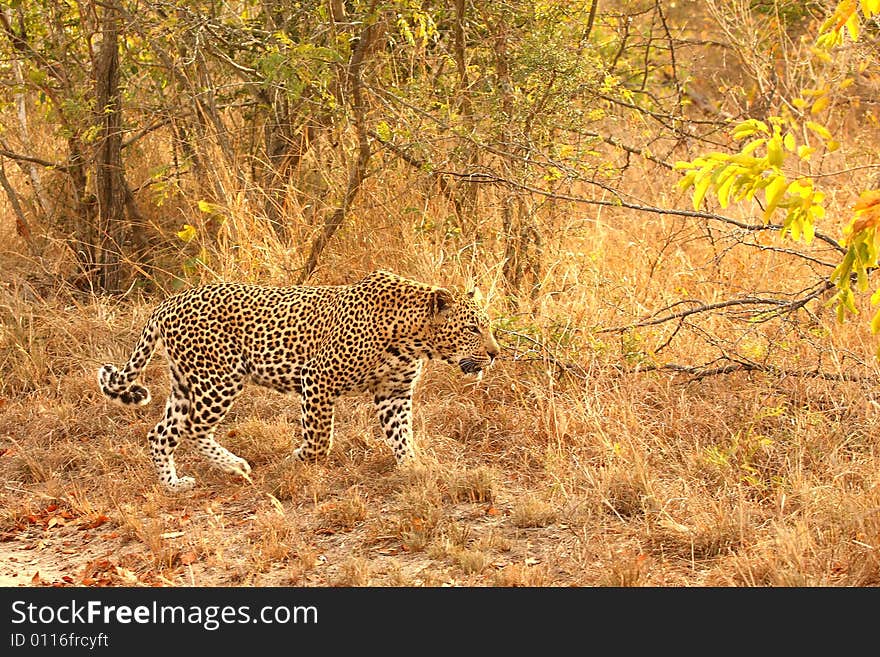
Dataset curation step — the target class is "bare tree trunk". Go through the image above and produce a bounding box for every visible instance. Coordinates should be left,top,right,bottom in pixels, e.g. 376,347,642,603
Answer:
488,8,542,304
0,158,36,252
450,0,478,230
4,7,51,221
298,22,378,283
262,112,318,241
93,0,126,292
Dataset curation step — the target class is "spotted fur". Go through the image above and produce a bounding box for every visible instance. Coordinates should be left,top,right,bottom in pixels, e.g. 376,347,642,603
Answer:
98,270,499,492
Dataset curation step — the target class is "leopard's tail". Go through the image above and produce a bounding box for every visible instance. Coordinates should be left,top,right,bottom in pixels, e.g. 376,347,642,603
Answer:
97,315,161,407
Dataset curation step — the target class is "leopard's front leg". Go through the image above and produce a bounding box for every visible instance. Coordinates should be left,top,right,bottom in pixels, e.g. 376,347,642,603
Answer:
373,363,422,463
374,388,416,462
293,383,336,462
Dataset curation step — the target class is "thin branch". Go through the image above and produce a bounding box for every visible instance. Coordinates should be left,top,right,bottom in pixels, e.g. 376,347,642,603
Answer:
499,328,876,385
0,146,65,170
599,280,834,334
298,20,376,283
0,159,36,253
573,128,674,169
645,361,876,384
426,168,848,255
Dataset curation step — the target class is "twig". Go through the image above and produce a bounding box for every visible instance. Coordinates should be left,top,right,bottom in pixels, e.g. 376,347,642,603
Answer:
598,282,834,334
645,361,875,384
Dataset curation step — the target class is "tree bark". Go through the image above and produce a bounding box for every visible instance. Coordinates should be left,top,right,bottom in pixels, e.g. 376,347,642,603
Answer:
93,0,126,292
0,158,36,252
451,0,478,230
298,22,378,283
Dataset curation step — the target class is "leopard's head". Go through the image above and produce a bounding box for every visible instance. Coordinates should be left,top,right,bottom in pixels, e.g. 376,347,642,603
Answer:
427,287,500,378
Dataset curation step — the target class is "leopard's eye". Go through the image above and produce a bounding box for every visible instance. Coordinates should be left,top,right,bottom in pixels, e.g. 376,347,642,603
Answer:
466,325,481,334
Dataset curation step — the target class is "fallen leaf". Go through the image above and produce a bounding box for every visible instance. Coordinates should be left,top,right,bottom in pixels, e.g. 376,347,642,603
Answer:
115,567,139,585
179,551,197,565
31,571,41,585
80,514,110,530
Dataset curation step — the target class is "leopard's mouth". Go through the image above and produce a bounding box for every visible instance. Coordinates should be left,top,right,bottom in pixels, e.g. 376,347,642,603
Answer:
458,358,483,375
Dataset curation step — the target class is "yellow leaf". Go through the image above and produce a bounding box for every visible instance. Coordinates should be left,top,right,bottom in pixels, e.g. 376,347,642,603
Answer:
741,138,766,156
854,189,880,213
717,171,737,209
783,132,796,151
692,174,712,210
197,200,220,214
767,136,784,166
806,121,832,141
677,171,697,190
811,95,830,114
802,218,815,244
871,308,880,335
177,224,197,243
845,11,860,40
863,0,880,15
375,120,392,142
764,175,788,220
797,145,816,160
732,119,769,140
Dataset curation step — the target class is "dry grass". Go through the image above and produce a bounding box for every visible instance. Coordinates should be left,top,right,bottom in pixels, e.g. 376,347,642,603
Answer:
1,256,877,588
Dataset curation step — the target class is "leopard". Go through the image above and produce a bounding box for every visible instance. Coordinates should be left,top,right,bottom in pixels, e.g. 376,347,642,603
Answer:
97,270,500,492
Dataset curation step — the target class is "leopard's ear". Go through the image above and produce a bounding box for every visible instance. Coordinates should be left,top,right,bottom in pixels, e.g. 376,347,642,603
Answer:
432,288,455,318
467,287,483,302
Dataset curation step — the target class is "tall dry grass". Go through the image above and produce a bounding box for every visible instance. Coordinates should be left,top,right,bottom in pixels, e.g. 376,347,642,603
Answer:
1,136,878,587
